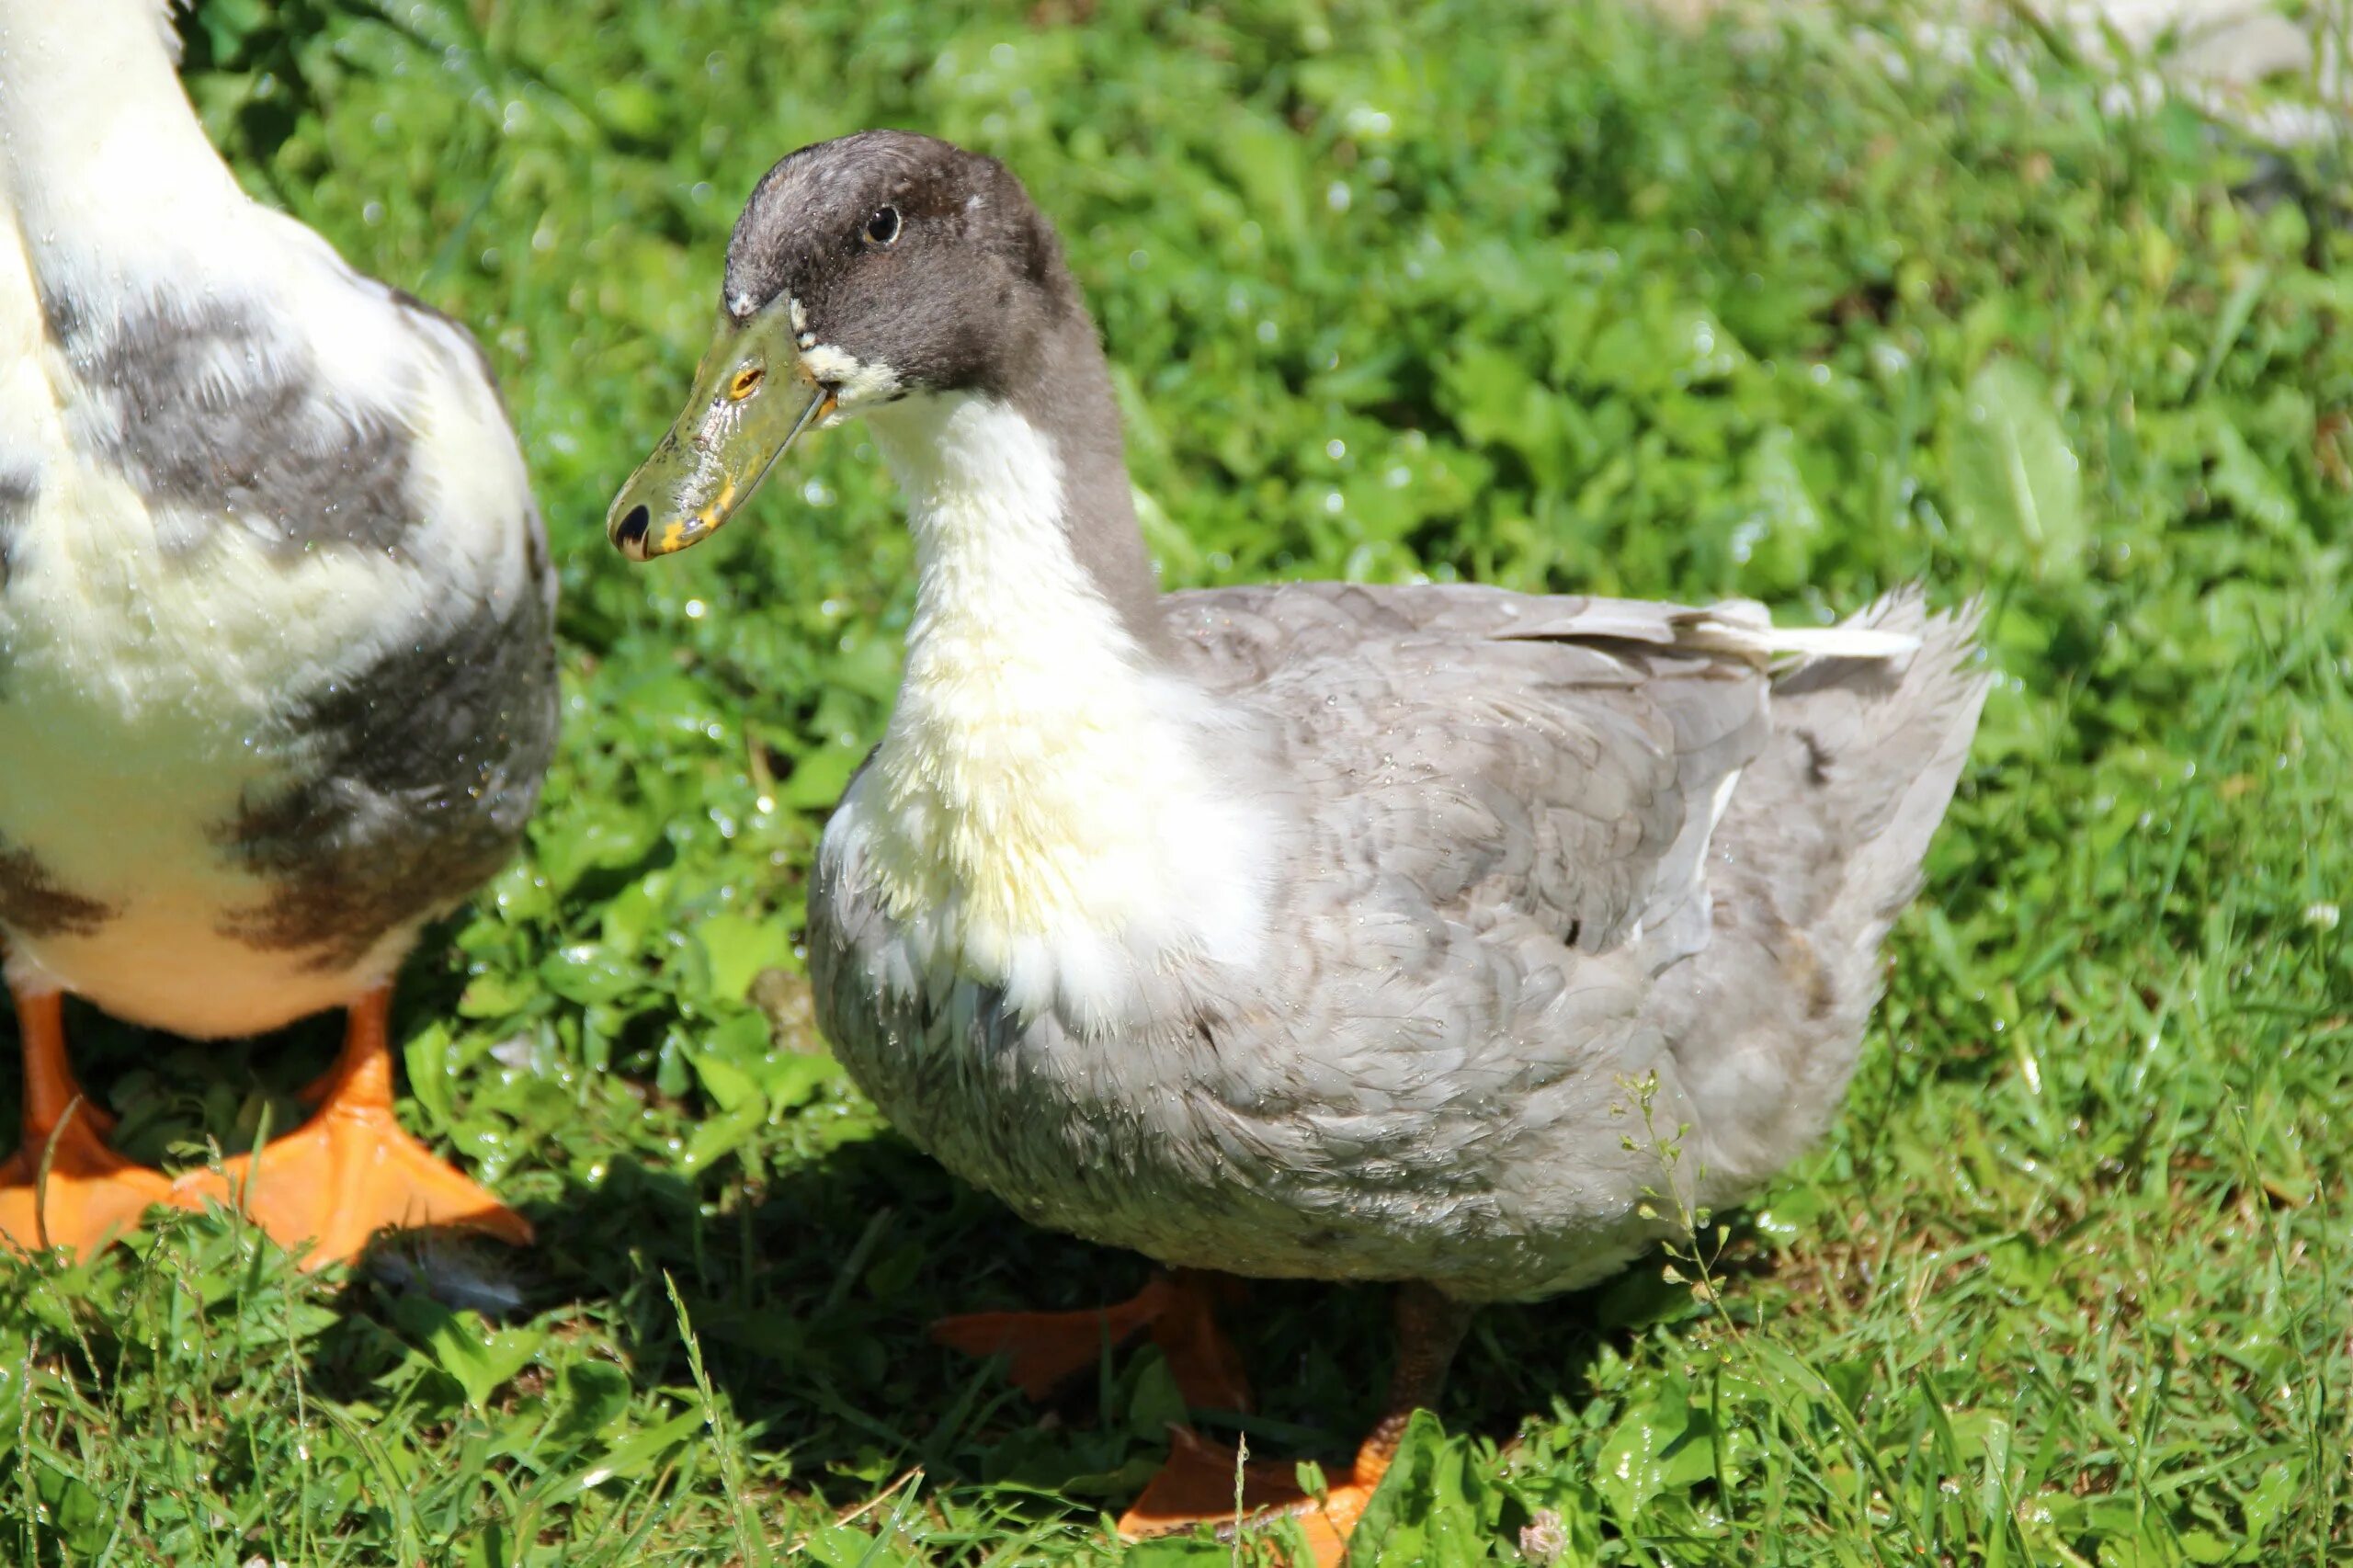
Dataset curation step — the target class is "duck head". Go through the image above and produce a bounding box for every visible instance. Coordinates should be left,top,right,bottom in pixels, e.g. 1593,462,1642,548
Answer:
608,130,1074,560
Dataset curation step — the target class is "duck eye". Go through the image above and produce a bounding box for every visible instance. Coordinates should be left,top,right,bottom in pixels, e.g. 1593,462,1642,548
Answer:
865,205,902,246
727,365,764,401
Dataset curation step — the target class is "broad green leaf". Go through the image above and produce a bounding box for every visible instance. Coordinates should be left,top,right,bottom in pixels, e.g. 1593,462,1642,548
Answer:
1440,344,1570,489
693,912,794,1003
2206,415,2300,535
537,944,642,1006
533,803,664,896
545,1360,633,1451
1947,356,2085,575
779,737,868,810
686,1039,761,1114
1593,1392,1717,1519
2177,1528,2236,1564
393,1296,545,1409
678,1096,767,1172
597,872,670,957
401,1020,456,1126
1346,1409,1498,1567
1124,1352,1189,1440
749,1050,839,1115
576,1407,708,1488
799,1523,918,1567
1735,424,1826,588
456,969,539,1020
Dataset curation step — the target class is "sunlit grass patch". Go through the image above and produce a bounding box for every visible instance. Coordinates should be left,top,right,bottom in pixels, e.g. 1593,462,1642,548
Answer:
3,0,2347,1562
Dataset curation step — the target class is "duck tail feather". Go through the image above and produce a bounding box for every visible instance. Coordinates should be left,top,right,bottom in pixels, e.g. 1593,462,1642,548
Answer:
1768,588,1989,935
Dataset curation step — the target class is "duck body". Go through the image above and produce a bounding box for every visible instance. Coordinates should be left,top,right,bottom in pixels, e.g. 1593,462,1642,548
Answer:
0,258,553,1038
613,129,1984,1553
0,266,554,1040
0,0,552,1260
0,2,555,1037
813,577,1978,1304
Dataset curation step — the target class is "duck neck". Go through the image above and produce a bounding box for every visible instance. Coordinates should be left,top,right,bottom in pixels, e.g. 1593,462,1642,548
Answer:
0,2,249,289
854,386,1267,1023
870,377,1164,659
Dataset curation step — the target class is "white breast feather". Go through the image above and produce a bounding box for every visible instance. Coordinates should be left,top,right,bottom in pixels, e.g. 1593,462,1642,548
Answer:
824,396,1271,1029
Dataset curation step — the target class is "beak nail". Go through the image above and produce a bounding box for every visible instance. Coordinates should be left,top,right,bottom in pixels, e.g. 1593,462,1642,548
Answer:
616,504,652,551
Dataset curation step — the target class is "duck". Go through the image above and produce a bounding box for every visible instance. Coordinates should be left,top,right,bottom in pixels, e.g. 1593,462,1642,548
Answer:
0,0,554,1266
608,130,1986,1562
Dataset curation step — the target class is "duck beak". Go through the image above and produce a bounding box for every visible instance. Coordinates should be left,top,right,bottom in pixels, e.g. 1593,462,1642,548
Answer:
608,305,835,562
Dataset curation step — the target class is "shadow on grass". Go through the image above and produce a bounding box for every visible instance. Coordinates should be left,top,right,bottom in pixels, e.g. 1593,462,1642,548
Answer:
0,915,483,1169
1,955,1722,1530
370,1132,1714,1522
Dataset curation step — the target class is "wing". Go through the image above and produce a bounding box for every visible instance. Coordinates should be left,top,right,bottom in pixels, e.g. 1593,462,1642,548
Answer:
1163,582,1775,965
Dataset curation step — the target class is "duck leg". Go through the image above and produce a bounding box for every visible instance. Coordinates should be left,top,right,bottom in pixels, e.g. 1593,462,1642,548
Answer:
932,1267,1254,1410
1119,1281,1474,1568
176,985,531,1268
0,988,186,1257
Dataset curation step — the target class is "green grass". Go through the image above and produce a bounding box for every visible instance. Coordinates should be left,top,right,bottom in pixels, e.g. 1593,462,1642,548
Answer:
5,0,2350,1562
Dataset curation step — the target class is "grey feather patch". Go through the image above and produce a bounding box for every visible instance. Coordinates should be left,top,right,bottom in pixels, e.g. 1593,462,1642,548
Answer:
0,461,35,591
0,839,116,939
0,461,34,697
213,568,558,972
43,288,422,557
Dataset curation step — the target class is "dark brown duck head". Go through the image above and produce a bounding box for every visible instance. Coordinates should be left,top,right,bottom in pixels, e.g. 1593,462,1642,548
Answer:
606,131,1133,569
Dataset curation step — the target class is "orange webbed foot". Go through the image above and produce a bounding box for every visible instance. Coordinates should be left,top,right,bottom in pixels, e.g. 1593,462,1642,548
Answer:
1116,1283,1476,1567
931,1269,1253,1409
0,1102,189,1260
1119,1426,1374,1566
1,987,191,1259
174,987,530,1268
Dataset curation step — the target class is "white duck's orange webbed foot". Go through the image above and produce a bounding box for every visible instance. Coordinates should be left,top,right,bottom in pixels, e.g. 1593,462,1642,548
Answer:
175,987,530,1268
0,1108,188,1260
0,988,189,1258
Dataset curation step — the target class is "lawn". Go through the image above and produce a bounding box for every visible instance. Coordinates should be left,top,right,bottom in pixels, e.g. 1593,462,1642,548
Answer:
4,0,2349,1562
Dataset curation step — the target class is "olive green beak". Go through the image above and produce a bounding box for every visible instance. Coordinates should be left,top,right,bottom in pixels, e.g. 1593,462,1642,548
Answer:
607,303,835,562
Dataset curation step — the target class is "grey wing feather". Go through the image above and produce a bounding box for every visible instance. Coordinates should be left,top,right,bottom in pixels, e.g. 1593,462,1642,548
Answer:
1165,582,1772,960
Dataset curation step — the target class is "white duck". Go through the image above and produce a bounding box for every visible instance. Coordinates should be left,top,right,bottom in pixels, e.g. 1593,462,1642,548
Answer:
612,131,1985,1562
0,0,554,1263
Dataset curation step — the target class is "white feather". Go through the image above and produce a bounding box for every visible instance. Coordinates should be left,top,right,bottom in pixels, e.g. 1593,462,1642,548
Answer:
1687,608,1922,665
1747,624,1923,659
798,340,902,415
820,394,1270,1029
